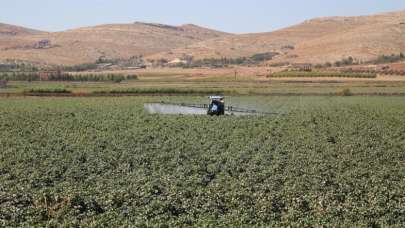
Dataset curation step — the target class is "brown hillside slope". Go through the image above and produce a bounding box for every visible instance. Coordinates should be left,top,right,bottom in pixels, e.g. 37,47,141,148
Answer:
150,10,405,64
0,23,229,65
0,23,45,37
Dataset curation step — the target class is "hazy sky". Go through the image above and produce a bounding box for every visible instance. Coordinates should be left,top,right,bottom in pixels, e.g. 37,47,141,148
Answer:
1,0,405,33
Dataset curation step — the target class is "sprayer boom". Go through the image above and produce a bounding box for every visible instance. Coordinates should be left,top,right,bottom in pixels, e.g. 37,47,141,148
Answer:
144,96,281,116
154,101,279,116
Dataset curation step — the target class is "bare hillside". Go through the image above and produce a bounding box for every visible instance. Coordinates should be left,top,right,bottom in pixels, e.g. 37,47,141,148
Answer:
150,10,405,64
0,22,229,65
1,10,405,65
0,23,45,37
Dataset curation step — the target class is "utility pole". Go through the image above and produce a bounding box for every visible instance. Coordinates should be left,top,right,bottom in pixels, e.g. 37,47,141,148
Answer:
234,69,238,81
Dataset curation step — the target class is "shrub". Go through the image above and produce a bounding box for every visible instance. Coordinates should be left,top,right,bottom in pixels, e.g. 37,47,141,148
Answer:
324,62,333,67
172,52,280,68
250,52,279,62
0,62,39,72
126,74,138,80
337,88,353,96
61,63,98,72
0,72,138,82
25,88,72,93
95,88,227,95
334,56,357,67
0,79,7,88
0,72,40,81
369,53,405,64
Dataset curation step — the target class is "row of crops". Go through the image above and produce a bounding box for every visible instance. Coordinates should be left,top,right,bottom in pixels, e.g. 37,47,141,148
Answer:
0,72,138,82
0,96,404,226
269,71,377,78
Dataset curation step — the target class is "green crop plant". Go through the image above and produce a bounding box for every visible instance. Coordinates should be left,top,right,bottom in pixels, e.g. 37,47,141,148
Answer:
0,96,404,227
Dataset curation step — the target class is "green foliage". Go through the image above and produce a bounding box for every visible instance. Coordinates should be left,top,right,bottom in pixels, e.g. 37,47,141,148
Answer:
370,53,405,64
320,53,405,68
0,72,138,82
175,52,279,68
25,88,72,93
0,62,39,72
269,71,377,78
100,87,228,95
250,52,279,62
61,63,99,72
96,56,146,68
125,74,138,80
325,62,333,68
181,57,247,68
0,72,40,81
0,96,404,226
337,88,353,96
269,62,290,67
334,56,356,67
68,73,138,83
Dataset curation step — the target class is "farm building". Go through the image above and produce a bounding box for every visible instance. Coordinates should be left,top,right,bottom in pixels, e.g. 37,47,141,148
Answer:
0,80,7,88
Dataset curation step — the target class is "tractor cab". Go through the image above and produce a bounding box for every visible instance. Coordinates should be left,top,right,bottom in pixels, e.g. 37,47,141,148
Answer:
207,96,225,116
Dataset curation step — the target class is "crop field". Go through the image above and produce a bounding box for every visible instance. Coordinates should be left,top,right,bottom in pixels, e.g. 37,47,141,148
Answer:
3,80,405,96
0,96,404,226
269,71,377,78
1,68,405,96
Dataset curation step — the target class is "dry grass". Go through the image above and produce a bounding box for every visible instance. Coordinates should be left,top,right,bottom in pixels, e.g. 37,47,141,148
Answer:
150,10,405,65
2,11,405,66
0,23,229,65
0,22,44,37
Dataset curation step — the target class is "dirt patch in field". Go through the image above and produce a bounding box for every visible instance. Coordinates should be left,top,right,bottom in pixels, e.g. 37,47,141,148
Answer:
269,75,405,82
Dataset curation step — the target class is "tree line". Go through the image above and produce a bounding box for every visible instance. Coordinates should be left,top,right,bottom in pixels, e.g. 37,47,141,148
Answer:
0,72,138,83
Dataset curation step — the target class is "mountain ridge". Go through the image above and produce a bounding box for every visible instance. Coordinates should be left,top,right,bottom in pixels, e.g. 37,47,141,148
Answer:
0,23,45,37
1,10,405,65
0,22,229,65
149,10,405,64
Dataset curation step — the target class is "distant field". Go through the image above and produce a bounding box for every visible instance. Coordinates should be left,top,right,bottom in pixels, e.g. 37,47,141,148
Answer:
269,71,377,78
2,79,405,96
1,68,405,96
0,96,404,226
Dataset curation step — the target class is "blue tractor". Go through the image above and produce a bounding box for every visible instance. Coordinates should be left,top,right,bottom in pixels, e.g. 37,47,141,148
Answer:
144,96,279,116
207,96,225,116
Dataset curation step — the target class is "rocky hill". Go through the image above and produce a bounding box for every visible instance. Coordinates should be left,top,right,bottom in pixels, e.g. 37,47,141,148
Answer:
1,10,405,65
150,10,405,65
0,22,229,65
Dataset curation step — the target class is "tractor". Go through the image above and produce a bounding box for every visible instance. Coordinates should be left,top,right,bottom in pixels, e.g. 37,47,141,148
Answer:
144,95,279,116
207,96,225,116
